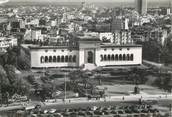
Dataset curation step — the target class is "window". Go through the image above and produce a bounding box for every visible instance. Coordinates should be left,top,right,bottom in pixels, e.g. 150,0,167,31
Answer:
40,56,44,63
100,55,103,61
108,54,111,61
123,54,126,61
127,54,130,61
49,56,53,62
104,55,107,61
53,56,56,62
73,55,76,62
57,56,60,62
45,50,48,52
130,54,134,61
127,48,130,50
65,56,68,62
115,54,118,61
61,50,64,52
119,54,122,61
112,48,114,51
111,54,115,61
104,49,107,51
53,49,56,52
69,55,72,62
61,56,64,62
45,56,48,63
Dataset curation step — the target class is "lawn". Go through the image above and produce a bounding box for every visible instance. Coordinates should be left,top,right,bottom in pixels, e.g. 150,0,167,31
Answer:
96,84,167,96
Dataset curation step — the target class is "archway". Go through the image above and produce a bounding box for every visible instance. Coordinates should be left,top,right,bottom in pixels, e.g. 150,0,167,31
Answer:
87,51,94,63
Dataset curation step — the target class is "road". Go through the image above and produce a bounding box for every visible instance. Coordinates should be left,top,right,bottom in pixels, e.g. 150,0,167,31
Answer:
0,93,172,112
39,94,172,110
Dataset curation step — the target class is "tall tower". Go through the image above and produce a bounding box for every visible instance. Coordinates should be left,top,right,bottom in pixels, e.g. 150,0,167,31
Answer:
135,0,147,15
171,0,172,13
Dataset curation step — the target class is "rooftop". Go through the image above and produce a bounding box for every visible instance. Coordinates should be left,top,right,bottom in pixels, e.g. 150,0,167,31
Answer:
100,43,142,48
77,35,101,42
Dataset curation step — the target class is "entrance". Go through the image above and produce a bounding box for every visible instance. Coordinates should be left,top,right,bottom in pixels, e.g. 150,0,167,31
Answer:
87,51,94,63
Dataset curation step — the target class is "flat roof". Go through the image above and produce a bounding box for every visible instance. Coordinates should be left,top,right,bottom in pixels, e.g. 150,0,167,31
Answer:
77,36,101,42
100,44,142,48
29,45,78,50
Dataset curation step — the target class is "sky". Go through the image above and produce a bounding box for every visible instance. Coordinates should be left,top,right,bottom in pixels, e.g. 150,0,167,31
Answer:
8,0,170,3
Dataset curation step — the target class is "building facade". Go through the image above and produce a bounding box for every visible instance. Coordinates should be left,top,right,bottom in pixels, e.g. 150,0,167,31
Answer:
135,0,147,15
0,36,17,52
29,37,142,68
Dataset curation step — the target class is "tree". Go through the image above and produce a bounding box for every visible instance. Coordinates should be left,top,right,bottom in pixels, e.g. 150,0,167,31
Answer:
4,64,17,85
161,34,172,65
141,40,162,62
69,70,83,83
0,65,9,87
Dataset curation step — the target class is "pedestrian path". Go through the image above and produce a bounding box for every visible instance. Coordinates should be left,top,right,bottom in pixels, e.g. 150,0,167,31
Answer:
43,93,172,106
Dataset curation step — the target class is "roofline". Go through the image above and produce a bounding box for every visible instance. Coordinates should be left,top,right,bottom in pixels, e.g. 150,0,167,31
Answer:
29,46,79,50
100,44,142,48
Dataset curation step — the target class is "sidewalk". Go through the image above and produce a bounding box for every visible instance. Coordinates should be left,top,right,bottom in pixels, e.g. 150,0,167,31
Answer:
43,93,172,106
0,93,172,111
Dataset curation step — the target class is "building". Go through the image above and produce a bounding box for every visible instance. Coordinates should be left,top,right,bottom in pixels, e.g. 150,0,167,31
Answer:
29,36,142,68
113,30,133,45
135,0,147,15
24,28,47,41
111,17,129,32
99,32,114,43
0,36,17,52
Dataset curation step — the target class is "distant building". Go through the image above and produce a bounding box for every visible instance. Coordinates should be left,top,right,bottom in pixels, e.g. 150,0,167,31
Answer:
28,36,142,68
0,36,17,52
148,28,168,45
99,32,114,43
158,7,170,15
135,0,147,15
111,18,129,31
113,30,133,45
24,28,46,41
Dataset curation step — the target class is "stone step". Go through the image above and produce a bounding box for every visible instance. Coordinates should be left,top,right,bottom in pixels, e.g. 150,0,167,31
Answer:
83,63,97,71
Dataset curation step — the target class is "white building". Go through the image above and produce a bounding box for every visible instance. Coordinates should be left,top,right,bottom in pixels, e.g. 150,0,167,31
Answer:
29,36,142,68
24,29,46,41
99,33,114,43
0,37,17,52
113,30,132,45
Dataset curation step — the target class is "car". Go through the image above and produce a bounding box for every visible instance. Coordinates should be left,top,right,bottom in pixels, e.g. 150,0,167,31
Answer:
111,110,117,114
86,111,94,116
70,112,78,117
94,110,104,115
68,108,74,112
110,106,117,110
133,109,141,113
102,110,110,115
114,115,120,117
78,111,86,116
103,107,110,111
125,109,132,114
61,112,70,117
53,113,63,117
91,106,98,111
141,109,149,113
44,110,48,114
118,110,125,114
49,109,56,113
149,108,159,113
96,107,103,111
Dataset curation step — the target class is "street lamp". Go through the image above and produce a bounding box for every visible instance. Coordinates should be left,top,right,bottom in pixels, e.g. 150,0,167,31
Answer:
64,72,67,103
